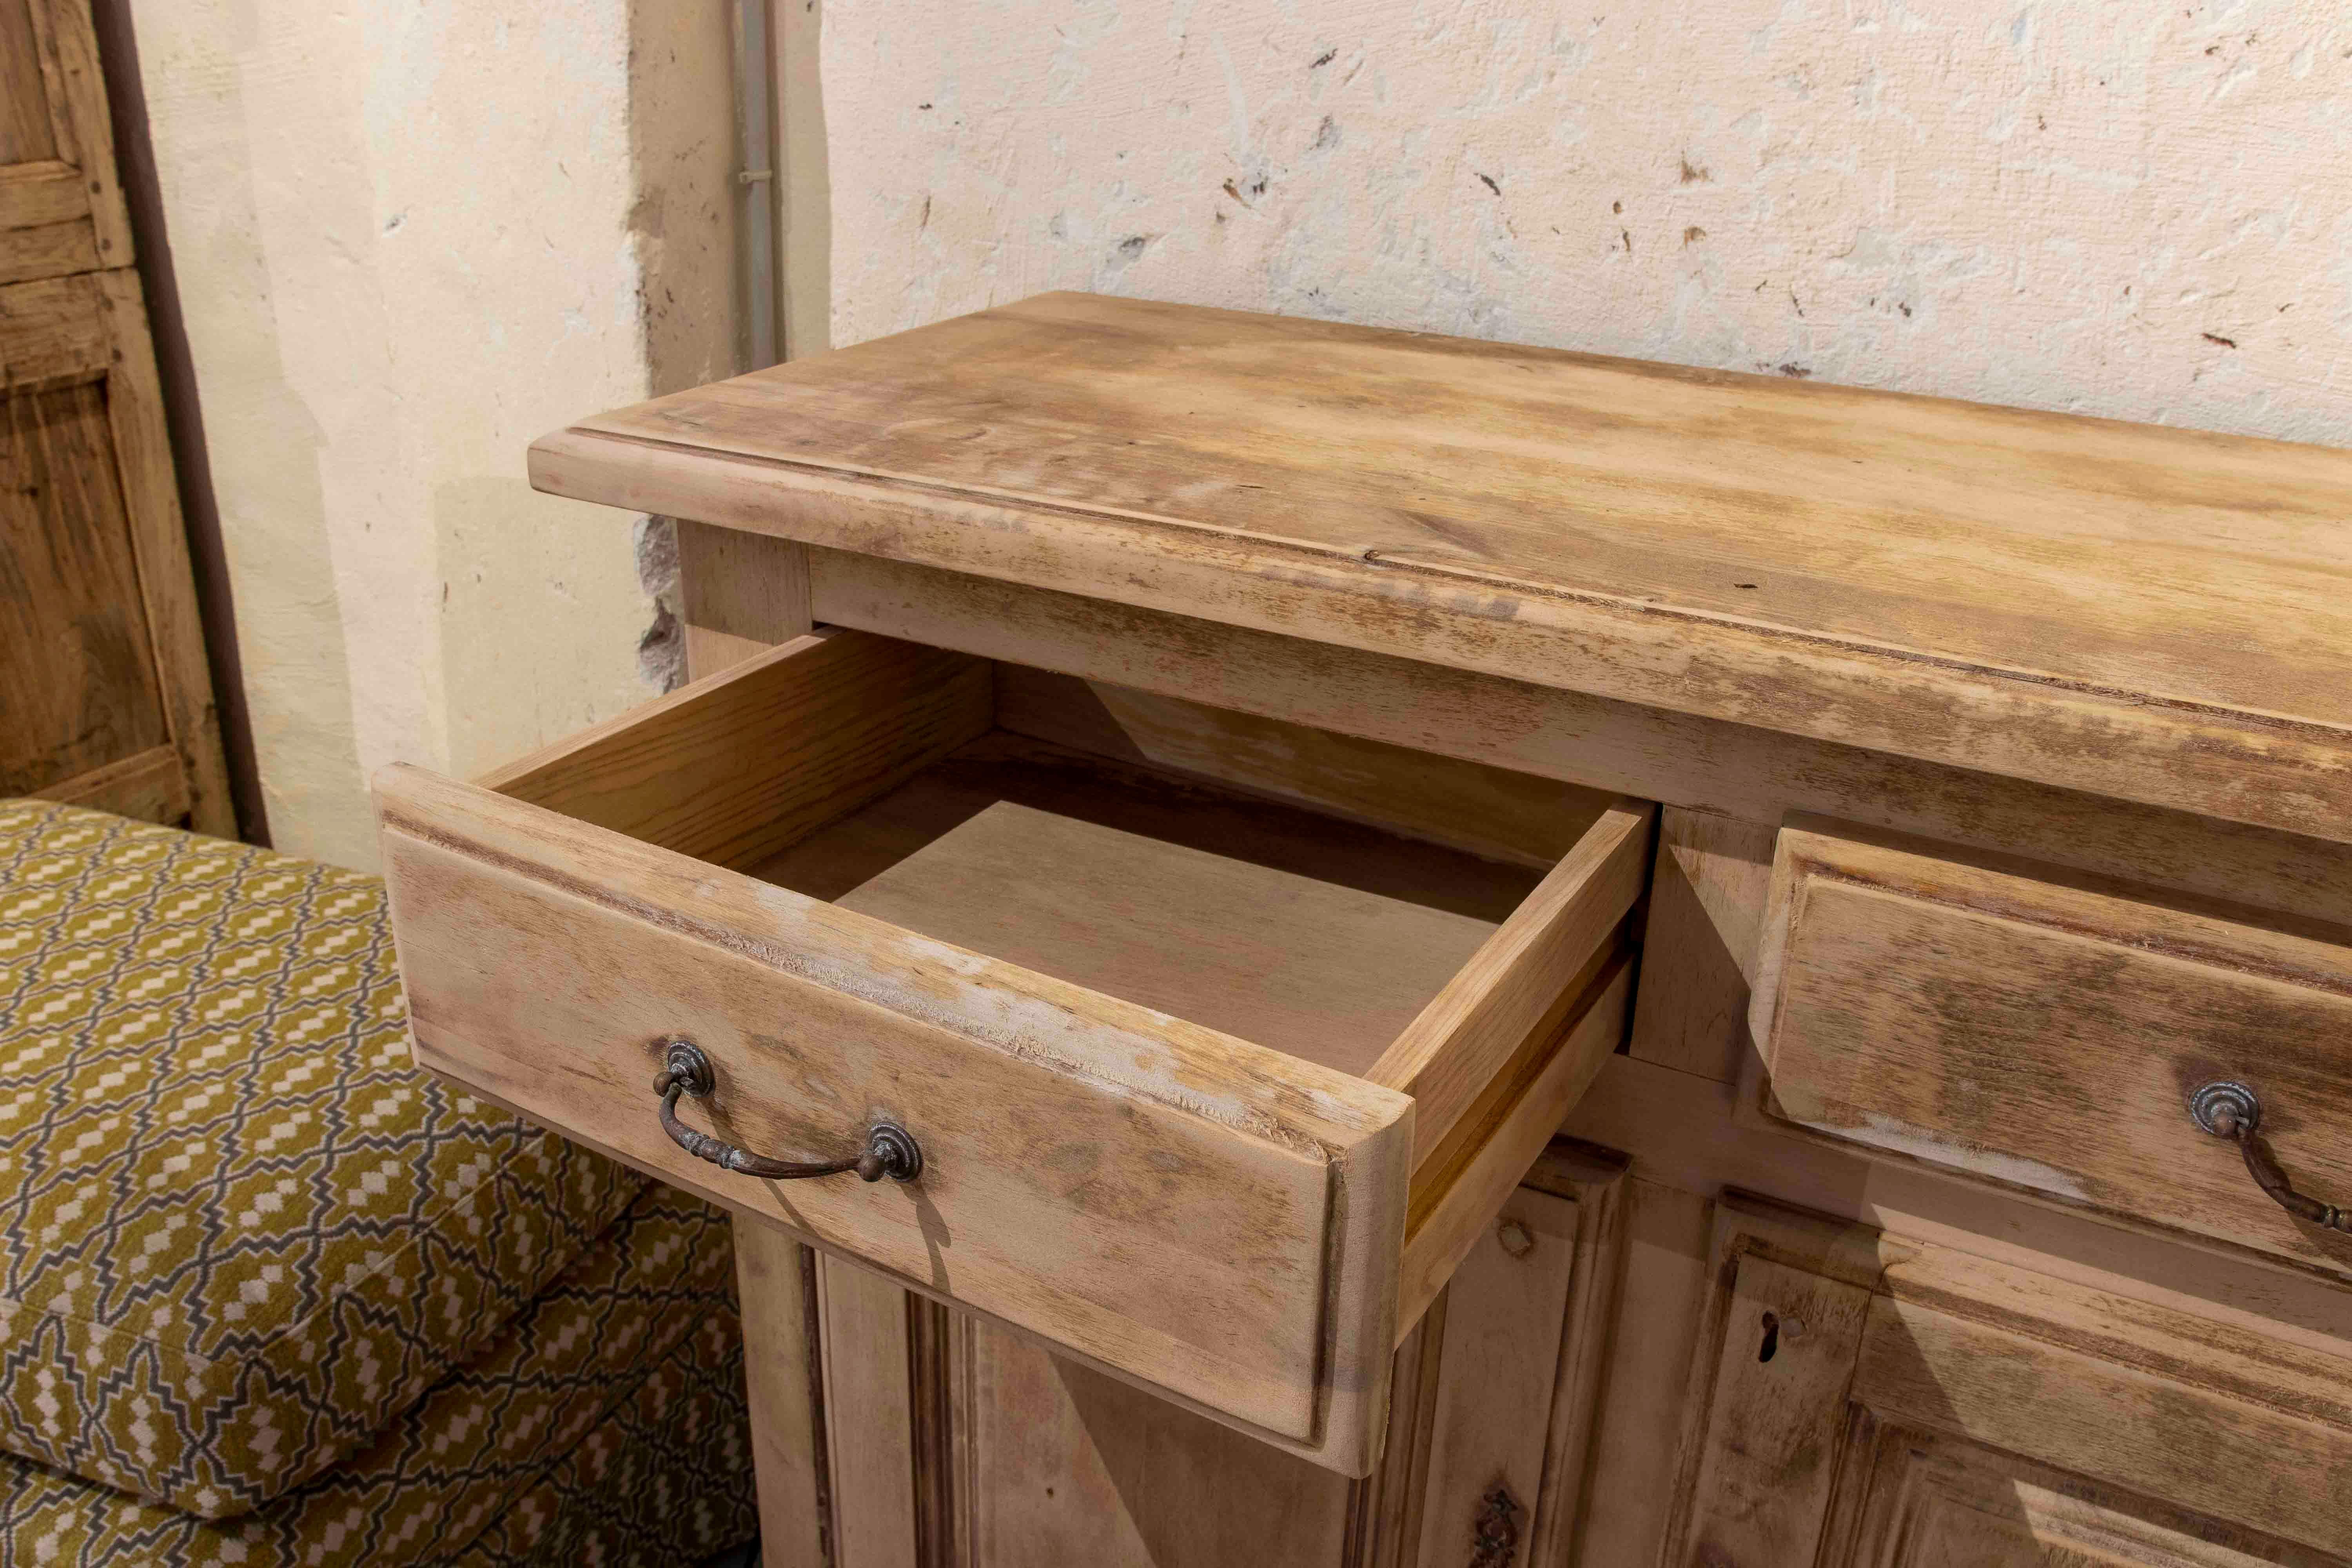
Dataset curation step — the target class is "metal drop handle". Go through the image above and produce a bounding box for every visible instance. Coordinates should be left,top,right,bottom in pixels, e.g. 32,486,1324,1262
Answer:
653,1037,922,1183
2189,1081,2348,1233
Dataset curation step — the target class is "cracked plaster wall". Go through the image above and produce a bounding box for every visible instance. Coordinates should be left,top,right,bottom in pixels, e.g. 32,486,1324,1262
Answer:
827,0,2352,445
133,0,736,868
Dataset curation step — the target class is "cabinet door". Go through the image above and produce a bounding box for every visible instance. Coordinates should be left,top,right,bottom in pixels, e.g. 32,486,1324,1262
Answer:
1666,1198,2352,1568
818,1138,1628,1568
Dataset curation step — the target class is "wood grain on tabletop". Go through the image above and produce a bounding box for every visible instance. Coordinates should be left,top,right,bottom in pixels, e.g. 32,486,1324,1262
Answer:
1751,824,2352,1282
529,290,2352,846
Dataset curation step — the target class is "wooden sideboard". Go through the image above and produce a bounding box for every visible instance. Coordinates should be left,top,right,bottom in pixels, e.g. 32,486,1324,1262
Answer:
378,293,2352,1566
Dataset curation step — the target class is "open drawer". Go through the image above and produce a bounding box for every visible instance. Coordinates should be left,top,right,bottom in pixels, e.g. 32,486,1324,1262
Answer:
373,628,1650,1474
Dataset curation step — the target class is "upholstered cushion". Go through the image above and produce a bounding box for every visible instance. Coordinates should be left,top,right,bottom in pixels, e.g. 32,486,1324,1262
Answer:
0,801,646,1517
0,1185,755,1567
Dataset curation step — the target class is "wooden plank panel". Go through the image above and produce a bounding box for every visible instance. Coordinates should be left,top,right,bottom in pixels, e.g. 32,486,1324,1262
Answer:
375,770,1415,1472
92,270,232,836
477,626,993,871
0,0,58,165
1567,1178,1711,1568
806,553,2352,934
1751,825,2352,1281
1628,809,1777,1083
736,1218,834,1568
992,664,1617,868
0,161,95,286
30,741,186,823
1854,1292,2352,1558
822,1256,921,1568
1396,956,1632,1332
953,1317,1356,1568
0,272,106,388
678,519,813,677
530,292,2352,847
1412,1186,1583,1568
24,0,127,267
0,372,169,794
1371,799,1650,1165
1669,1252,1873,1568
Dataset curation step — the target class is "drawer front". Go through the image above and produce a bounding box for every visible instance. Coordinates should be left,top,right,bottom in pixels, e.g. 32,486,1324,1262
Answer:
376,768,1414,1473
1750,824,2352,1278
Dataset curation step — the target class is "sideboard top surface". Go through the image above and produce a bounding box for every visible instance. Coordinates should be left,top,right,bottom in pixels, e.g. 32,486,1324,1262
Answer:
529,291,2352,845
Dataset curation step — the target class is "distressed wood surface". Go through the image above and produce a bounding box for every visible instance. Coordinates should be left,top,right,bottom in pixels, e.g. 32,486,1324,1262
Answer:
0,0,128,286
377,769,1414,1470
1372,800,1650,1165
530,291,2352,847
805,552,2352,937
676,519,813,676
1751,824,2352,1282
1628,809,1778,1083
736,1219,834,1568
92,270,231,836
1395,955,1631,1333
820,1256,922,1568
1851,1253,2352,1560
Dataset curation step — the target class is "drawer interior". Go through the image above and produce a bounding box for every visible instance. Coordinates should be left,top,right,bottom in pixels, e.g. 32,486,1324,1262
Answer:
753,731,1542,1080
434,627,1653,1408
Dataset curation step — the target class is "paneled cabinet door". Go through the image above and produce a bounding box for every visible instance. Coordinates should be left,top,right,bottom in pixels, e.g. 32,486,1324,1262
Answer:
1664,1197,2352,1568
818,1138,1630,1568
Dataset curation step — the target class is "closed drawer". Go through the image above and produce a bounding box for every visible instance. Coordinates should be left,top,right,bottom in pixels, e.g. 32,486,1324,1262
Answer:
374,627,1651,1474
1749,822,2352,1281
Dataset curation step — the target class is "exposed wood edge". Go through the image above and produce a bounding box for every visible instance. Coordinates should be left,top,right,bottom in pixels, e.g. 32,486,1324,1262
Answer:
529,424,2352,849
93,269,234,837
0,162,89,229
477,627,838,790
677,521,813,678
807,554,2352,931
1372,800,1652,1165
1393,957,1633,1338
30,743,189,824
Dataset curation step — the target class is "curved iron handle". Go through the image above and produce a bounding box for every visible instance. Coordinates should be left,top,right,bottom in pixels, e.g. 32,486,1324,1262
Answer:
653,1037,922,1183
2189,1081,2348,1232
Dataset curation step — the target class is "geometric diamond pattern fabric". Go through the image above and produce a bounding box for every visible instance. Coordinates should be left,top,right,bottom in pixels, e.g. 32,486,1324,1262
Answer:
0,1185,757,1566
0,801,646,1518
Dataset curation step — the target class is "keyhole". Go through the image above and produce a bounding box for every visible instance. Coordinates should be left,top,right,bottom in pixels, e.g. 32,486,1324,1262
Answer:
1758,1309,1779,1363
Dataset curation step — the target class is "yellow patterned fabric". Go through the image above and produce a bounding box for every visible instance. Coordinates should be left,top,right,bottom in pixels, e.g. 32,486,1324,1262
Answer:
0,1185,757,1566
0,800,645,1517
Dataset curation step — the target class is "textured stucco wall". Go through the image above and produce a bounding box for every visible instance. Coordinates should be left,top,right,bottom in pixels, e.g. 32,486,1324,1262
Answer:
132,0,736,868
826,0,2352,447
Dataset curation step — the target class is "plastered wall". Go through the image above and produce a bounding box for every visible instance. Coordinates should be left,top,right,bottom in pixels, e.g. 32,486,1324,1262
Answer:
134,0,738,868
825,0,2352,447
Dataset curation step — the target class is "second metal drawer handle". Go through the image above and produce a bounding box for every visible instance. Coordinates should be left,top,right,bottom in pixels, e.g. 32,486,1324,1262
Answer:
653,1037,922,1183
2189,1080,2348,1233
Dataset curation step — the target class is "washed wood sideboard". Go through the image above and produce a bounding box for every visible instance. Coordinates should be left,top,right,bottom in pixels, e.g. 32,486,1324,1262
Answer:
376,293,2352,1566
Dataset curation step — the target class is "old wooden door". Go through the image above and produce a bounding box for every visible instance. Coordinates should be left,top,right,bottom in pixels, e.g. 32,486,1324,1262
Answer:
2,0,231,833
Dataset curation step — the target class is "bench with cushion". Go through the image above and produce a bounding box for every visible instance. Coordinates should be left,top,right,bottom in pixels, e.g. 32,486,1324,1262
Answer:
0,799,757,1564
